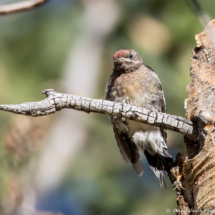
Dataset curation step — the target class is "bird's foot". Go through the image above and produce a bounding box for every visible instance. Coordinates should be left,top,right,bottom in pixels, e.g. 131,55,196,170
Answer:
172,180,185,192
170,167,185,194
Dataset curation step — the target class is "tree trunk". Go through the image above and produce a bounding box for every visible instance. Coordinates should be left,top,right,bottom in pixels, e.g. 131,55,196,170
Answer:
177,19,215,215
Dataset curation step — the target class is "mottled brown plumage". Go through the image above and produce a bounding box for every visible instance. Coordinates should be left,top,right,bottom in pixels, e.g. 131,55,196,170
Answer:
105,49,173,188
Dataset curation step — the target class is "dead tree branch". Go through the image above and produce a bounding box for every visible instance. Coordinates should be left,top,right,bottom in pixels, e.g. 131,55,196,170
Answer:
0,0,50,15
0,89,194,140
186,0,210,27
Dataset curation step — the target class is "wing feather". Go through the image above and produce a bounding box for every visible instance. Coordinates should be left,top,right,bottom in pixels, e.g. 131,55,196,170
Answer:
113,128,131,164
113,127,143,176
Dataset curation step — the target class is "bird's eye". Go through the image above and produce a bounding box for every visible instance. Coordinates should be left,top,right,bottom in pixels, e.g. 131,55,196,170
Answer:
128,53,133,58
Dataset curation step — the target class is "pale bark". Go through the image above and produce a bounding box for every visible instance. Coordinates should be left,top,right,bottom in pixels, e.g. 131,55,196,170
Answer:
0,89,194,139
0,0,50,15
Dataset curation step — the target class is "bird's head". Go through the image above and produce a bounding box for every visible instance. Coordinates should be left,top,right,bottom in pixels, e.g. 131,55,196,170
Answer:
113,49,143,73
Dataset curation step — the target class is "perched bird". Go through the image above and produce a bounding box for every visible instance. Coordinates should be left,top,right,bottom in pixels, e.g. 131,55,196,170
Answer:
105,49,173,188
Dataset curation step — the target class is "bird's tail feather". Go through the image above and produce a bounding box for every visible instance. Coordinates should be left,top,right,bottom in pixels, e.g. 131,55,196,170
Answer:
151,167,166,188
144,151,173,188
132,160,144,176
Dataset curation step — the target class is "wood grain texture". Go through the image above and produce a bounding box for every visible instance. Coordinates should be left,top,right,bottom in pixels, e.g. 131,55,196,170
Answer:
176,19,215,214
0,89,194,139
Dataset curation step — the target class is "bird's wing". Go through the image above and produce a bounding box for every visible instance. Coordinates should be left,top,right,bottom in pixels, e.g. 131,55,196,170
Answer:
155,78,172,157
113,127,131,164
105,68,147,176
145,69,172,160
105,70,120,100
146,68,166,113
113,124,143,176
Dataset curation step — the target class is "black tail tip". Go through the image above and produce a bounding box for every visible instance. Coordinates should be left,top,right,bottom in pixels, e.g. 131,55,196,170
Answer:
159,174,167,189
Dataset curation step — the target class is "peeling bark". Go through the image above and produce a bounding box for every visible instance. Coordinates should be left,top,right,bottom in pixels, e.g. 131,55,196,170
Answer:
176,20,215,214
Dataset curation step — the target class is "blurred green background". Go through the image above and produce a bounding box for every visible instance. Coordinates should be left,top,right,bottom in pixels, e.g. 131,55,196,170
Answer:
0,0,214,215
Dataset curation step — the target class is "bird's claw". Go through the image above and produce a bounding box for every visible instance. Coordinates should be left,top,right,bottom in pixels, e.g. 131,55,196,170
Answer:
170,166,185,194
172,181,185,191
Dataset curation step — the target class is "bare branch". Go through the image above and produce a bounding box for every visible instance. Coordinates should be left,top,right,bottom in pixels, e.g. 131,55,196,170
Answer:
186,0,210,27
0,89,195,140
0,0,50,15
